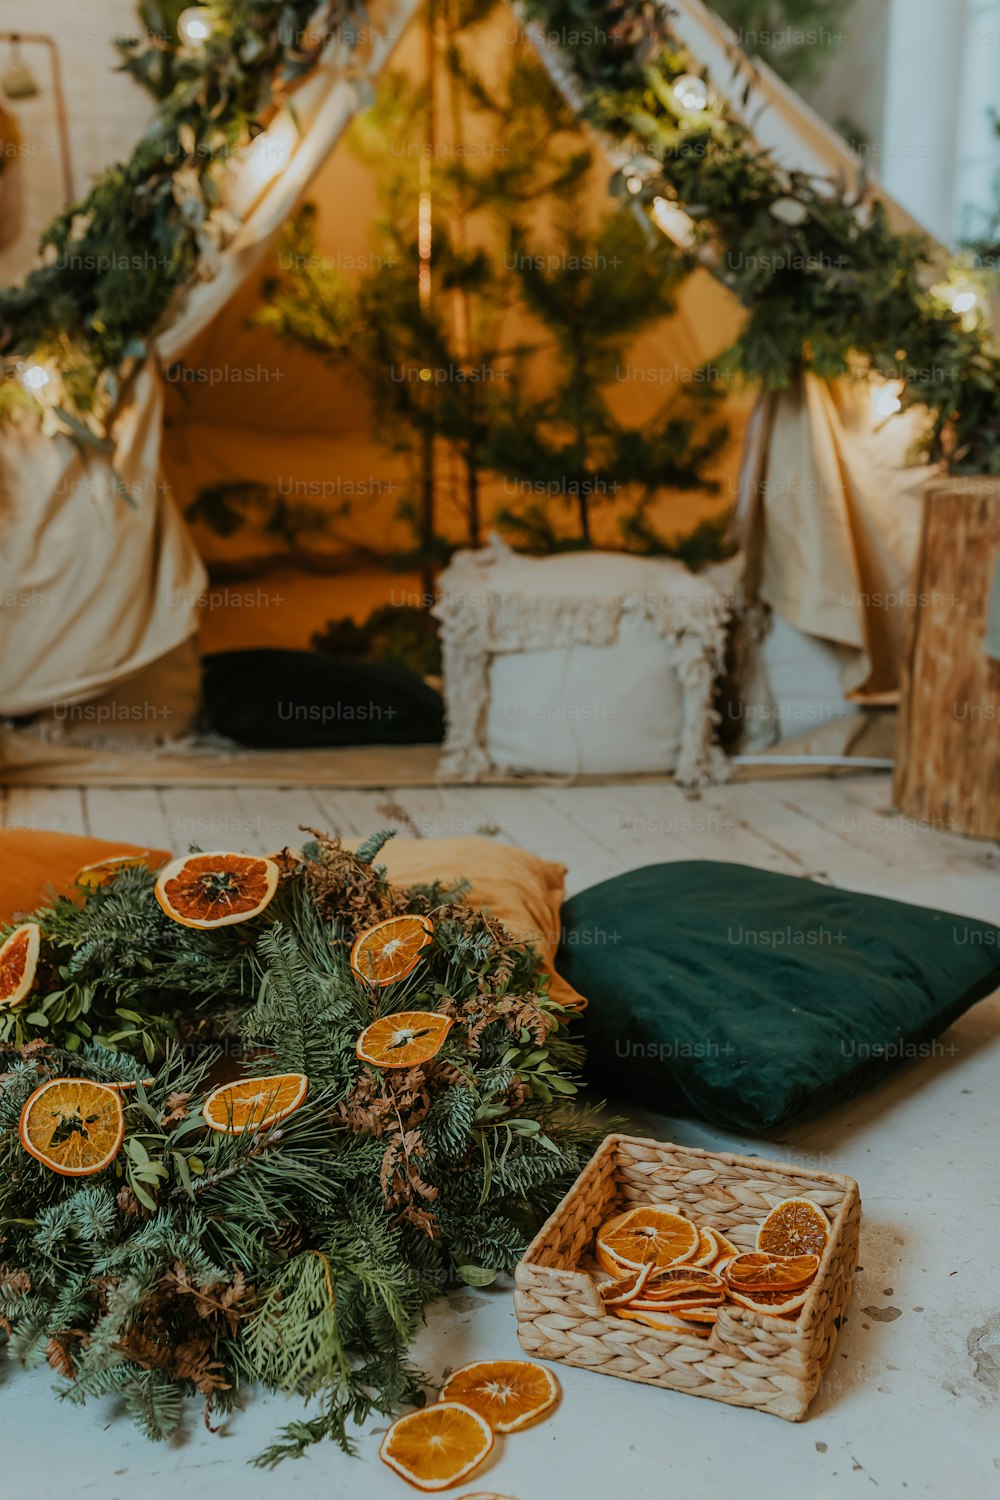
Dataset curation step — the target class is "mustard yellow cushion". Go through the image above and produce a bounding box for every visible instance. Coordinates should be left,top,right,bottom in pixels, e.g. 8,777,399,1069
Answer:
0,830,170,923
348,836,585,1011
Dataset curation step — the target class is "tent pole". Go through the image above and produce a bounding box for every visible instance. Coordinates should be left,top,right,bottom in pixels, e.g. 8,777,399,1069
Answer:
418,0,438,598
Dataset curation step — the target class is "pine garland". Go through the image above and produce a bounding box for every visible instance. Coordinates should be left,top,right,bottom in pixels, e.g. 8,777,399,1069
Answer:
0,834,602,1463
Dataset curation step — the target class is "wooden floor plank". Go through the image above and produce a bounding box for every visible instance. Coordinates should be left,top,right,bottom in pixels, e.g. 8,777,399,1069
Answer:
609,782,807,875
84,787,171,850
803,771,1000,874
309,788,399,839
4,786,88,837
156,786,251,855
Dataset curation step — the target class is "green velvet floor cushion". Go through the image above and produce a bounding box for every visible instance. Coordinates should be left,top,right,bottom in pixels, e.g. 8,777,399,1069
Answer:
201,650,445,749
557,861,1000,1133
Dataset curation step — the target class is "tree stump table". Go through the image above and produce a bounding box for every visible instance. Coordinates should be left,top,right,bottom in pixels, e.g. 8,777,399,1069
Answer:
894,477,1000,839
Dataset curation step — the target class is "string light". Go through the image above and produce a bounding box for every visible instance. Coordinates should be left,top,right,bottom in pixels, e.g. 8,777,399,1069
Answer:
871,380,903,420
672,74,709,113
20,361,50,392
651,196,697,249
626,174,644,195
949,284,978,316
177,7,213,47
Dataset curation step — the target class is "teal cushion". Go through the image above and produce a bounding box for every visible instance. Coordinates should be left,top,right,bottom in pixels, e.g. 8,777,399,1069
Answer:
558,861,1000,1132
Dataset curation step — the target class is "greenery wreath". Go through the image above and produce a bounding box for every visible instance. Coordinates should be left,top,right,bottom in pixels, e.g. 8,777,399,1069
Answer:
0,831,602,1463
0,0,997,473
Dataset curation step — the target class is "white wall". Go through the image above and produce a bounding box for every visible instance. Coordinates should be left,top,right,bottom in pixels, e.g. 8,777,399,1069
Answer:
0,0,153,281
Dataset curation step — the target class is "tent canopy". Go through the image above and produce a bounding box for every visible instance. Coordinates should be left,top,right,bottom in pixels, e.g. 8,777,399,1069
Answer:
0,0,943,718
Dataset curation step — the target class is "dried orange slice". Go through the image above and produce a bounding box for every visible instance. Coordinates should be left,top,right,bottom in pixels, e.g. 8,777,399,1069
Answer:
728,1286,811,1317
75,853,154,890
723,1251,819,1293
614,1306,710,1336
692,1228,719,1266
595,1205,699,1276
757,1197,831,1259
202,1072,308,1134
350,913,433,986
709,1228,740,1273
440,1359,560,1433
356,1010,453,1069
154,852,279,929
19,1078,125,1177
643,1266,725,1303
600,1263,652,1308
379,1402,494,1492
669,1307,719,1324
0,923,41,1010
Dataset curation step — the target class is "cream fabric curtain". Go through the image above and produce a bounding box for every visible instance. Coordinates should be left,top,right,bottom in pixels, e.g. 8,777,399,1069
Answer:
0,2,417,718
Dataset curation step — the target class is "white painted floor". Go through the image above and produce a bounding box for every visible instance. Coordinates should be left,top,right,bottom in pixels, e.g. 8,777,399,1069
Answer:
2,773,999,1500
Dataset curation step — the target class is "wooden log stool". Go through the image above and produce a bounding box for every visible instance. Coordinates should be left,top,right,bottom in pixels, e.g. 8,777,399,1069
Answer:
894,477,1000,840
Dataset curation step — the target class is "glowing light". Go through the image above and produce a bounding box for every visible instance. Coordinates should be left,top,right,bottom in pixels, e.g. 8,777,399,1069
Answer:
177,7,213,46
419,368,432,382
871,381,903,421
651,195,697,249
21,362,51,392
672,74,709,113
626,174,644,195
949,285,977,315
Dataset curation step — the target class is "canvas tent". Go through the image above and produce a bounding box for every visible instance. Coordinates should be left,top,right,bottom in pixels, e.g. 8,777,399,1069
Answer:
0,0,945,751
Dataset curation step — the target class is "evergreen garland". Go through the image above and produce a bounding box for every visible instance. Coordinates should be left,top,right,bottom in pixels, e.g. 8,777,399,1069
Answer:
0,834,602,1463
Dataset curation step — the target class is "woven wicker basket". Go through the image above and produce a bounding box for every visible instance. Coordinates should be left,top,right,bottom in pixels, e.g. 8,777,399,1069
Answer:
514,1134,861,1421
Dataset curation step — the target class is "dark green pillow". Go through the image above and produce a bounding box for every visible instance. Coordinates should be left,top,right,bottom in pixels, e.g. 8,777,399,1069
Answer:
201,649,445,749
558,861,1000,1132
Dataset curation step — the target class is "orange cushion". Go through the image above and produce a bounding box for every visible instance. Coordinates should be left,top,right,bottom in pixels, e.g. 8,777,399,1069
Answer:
347,836,586,1011
0,830,170,923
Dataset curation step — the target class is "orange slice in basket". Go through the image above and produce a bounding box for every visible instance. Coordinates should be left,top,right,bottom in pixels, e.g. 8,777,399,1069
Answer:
154,852,279,929
757,1197,831,1259
379,1402,494,1492
440,1360,560,1433
356,1010,453,1070
723,1251,819,1293
643,1266,725,1303
350,913,433,986
0,923,41,1010
202,1072,308,1135
19,1078,125,1177
614,1306,711,1336
599,1263,653,1308
709,1228,740,1273
595,1205,699,1276
75,853,155,890
692,1228,719,1266
669,1307,720,1325
727,1286,811,1317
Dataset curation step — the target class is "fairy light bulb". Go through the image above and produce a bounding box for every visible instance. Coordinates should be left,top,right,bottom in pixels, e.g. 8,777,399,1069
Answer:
672,74,709,113
626,174,644,195
949,284,977,315
177,7,213,46
20,362,50,392
872,381,903,420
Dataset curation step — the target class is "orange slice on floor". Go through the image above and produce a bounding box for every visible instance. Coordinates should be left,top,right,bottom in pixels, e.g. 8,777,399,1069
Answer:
19,1078,125,1177
350,913,433,986
600,1263,653,1308
0,923,41,1010
757,1197,831,1259
356,1010,453,1069
723,1251,820,1293
154,852,279,929
202,1072,308,1134
379,1402,494,1492
440,1359,560,1433
727,1286,811,1317
595,1205,699,1275
75,853,154,890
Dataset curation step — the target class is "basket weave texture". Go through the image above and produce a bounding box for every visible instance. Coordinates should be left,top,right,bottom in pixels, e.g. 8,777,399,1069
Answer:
514,1134,861,1420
